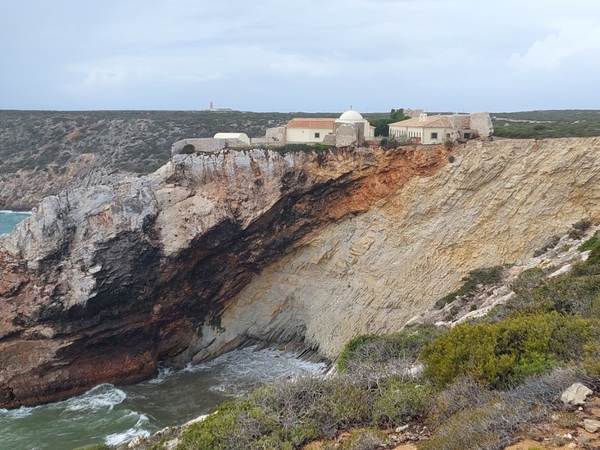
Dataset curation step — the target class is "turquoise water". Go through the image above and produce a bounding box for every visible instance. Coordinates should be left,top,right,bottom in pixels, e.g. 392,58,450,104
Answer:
0,347,327,450
0,210,30,234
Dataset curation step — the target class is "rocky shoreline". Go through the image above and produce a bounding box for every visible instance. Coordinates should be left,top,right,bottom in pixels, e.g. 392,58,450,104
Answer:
2,137,600,410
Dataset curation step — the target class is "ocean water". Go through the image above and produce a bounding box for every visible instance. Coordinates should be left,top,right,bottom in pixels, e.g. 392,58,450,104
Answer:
0,210,327,448
0,347,327,450
0,210,30,234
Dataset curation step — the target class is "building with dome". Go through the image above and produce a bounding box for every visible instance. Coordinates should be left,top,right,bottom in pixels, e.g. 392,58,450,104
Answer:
279,110,374,146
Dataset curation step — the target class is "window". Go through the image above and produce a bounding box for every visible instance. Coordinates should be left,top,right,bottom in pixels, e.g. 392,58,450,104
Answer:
314,132,320,138
431,132,438,139
464,133,471,139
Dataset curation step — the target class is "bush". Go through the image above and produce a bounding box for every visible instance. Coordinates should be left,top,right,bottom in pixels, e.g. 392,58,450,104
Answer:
421,369,578,450
178,369,435,449
510,267,546,294
339,429,387,450
180,143,196,154
579,234,600,252
420,311,600,388
572,219,592,231
434,266,504,309
337,326,439,373
533,235,561,257
371,378,434,427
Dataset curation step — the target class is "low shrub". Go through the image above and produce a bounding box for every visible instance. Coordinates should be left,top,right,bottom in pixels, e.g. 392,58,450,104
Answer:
420,311,600,388
371,378,434,427
180,143,196,154
510,267,546,294
339,429,387,450
337,326,439,374
579,234,600,252
178,371,434,449
572,219,592,231
533,235,561,257
421,369,578,450
434,266,504,309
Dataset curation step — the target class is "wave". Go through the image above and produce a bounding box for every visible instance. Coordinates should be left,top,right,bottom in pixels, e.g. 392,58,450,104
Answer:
0,405,36,419
185,346,327,397
0,210,31,215
104,413,151,446
61,384,126,413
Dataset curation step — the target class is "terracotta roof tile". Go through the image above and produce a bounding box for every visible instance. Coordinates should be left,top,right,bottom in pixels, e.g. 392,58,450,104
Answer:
286,118,336,129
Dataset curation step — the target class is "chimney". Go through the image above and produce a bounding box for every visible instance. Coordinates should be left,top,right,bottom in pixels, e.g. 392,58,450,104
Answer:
419,113,427,122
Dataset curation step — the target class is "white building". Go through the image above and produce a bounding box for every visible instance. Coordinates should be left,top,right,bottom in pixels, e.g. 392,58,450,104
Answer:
284,118,336,143
388,114,453,145
282,110,374,145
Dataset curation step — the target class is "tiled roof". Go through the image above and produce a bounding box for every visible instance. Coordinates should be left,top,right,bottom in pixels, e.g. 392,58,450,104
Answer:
389,115,452,129
286,118,336,129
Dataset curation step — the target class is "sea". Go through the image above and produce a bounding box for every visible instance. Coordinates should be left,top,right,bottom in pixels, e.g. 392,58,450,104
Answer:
0,210,31,235
0,213,328,449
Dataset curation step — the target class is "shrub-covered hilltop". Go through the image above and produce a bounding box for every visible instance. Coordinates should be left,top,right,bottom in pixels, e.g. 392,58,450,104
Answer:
116,221,600,450
492,110,600,139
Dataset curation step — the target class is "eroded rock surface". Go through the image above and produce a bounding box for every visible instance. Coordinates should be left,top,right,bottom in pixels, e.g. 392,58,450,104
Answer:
2,137,600,408
0,145,449,407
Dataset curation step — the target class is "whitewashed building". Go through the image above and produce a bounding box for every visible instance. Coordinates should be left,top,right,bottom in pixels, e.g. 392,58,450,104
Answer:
284,118,336,143
388,114,453,145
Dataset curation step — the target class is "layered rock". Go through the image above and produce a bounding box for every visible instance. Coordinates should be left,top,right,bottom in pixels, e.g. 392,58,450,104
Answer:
2,137,600,408
0,145,450,408
196,138,600,361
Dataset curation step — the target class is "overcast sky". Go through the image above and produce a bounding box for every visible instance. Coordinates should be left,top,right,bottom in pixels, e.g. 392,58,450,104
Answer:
2,0,600,112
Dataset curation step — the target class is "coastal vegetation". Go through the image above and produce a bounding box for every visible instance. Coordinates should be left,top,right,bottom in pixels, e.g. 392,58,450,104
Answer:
164,229,600,449
1,109,598,180
492,110,600,139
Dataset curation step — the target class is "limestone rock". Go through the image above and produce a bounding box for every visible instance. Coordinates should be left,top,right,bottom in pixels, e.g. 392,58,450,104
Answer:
3,137,600,407
584,419,600,433
0,144,450,407
561,383,593,406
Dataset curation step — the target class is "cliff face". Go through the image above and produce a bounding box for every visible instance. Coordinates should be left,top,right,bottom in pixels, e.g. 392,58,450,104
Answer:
207,138,600,360
1,138,600,408
0,144,449,408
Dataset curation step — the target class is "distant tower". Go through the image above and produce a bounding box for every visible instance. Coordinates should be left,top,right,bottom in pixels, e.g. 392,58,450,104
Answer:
209,101,214,111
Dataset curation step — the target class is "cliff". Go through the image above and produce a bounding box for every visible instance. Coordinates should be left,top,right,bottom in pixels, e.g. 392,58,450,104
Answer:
1,137,600,408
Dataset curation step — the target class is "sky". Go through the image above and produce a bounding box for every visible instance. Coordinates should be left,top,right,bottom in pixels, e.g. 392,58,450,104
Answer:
2,0,600,113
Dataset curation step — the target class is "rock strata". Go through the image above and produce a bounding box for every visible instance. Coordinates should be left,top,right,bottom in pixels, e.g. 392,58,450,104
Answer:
0,144,449,408
2,137,600,408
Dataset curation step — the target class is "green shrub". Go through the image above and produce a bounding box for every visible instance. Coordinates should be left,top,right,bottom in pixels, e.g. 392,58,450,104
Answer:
337,326,439,373
421,312,600,388
371,378,434,427
421,369,578,450
510,267,546,294
180,143,196,154
579,234,600,252
339,429,387,450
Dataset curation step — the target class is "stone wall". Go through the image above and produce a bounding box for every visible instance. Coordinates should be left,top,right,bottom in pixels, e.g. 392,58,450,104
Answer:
470,112,494,138
266,126,286,142
171,138,246,155
449,114,470,129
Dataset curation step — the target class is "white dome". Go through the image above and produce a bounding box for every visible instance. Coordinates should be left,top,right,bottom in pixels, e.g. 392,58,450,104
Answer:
338,110,363,121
